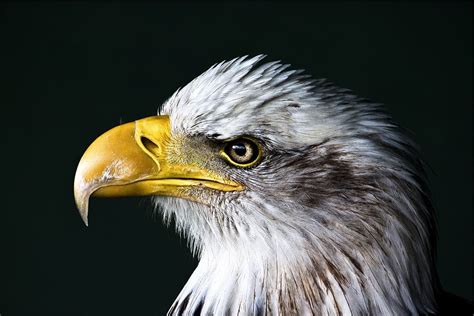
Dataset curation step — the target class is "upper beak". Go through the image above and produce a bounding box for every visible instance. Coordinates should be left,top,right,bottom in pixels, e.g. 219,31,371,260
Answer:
73,115,243,226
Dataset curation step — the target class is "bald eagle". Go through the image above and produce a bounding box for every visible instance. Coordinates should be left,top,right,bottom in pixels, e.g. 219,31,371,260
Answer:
74,55,469,315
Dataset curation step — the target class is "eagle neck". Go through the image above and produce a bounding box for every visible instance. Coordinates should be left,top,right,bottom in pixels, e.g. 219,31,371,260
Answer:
167,240,354,315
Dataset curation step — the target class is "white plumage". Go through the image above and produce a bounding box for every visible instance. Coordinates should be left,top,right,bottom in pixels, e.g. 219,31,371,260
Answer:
152,55,438,315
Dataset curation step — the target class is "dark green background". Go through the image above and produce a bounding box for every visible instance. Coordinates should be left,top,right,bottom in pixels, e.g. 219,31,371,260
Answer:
1,2,471,315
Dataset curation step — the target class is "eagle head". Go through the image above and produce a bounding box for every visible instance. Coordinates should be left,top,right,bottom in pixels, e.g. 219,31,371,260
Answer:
74,55,438,315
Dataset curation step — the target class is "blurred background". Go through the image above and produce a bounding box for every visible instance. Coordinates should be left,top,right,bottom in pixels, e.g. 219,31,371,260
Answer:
1,2,471,315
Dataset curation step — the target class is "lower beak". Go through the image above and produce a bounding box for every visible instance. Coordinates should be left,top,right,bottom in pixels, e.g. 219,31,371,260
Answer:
73,115,242,226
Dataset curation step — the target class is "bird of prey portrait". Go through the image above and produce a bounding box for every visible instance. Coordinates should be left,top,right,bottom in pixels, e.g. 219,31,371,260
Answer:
73,55,468,315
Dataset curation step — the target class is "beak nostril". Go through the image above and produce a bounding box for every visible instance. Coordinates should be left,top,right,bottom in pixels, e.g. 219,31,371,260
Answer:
140,136,160,155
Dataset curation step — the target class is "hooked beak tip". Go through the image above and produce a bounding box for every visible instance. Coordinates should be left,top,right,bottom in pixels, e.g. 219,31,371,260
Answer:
74,177,91,227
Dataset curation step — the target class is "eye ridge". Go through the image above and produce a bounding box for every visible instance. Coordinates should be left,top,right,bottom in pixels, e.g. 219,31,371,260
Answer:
222,137,262,167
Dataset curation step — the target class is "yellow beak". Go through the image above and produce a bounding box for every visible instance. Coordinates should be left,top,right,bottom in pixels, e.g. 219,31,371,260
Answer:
73,115,243,226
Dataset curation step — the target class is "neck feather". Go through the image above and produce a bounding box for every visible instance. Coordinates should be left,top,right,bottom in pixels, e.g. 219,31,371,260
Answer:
167,221,436,316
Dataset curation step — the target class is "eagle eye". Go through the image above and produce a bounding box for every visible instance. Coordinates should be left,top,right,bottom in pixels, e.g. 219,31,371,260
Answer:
221,138,262,167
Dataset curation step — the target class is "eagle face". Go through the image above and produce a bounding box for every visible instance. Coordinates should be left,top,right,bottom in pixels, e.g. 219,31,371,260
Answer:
74,55,439,315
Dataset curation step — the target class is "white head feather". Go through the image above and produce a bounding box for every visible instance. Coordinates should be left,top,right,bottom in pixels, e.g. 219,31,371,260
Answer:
154,55,439,315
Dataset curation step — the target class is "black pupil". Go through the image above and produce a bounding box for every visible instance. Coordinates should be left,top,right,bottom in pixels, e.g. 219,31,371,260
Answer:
232,143,247,156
